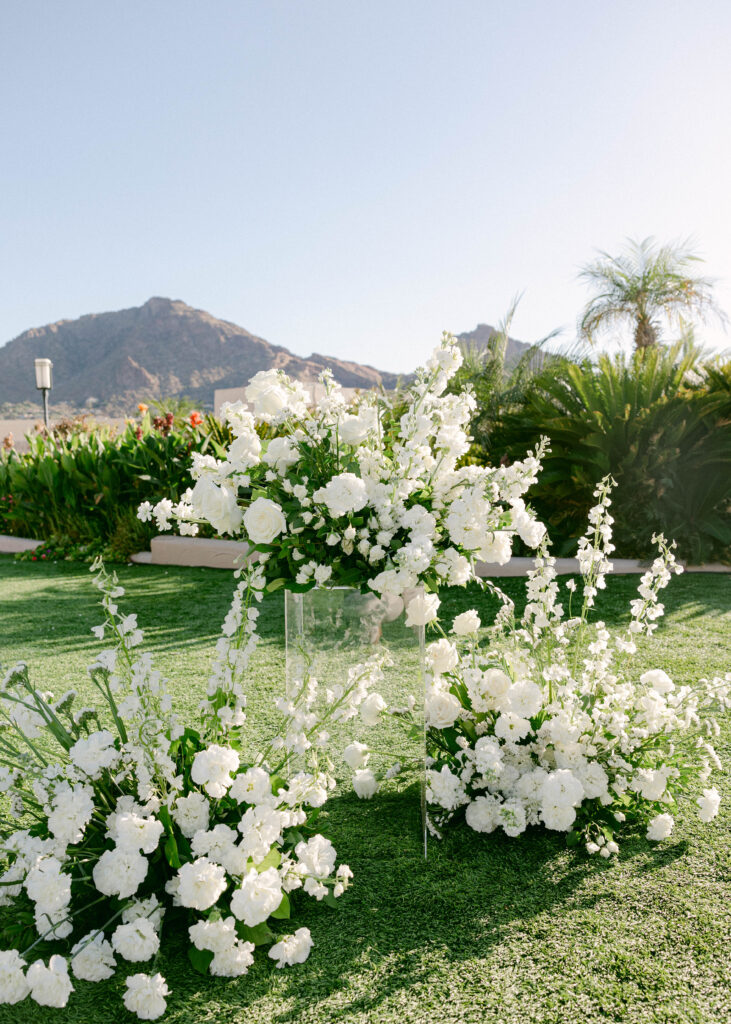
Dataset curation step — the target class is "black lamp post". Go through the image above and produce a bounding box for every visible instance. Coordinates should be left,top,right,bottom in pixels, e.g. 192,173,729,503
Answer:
34,358,53,429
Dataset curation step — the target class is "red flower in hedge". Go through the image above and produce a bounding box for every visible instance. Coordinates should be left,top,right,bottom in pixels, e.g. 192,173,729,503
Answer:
190,411,203,428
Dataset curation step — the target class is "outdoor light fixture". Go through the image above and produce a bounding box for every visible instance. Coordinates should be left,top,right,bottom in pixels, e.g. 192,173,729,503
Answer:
34,357,53,428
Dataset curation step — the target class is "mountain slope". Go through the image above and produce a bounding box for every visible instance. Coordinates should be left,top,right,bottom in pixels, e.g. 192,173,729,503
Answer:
0,298,405,412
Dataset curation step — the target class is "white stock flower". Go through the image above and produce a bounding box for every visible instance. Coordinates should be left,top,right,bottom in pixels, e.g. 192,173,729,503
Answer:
123,973,169,1021
339,408,377,445
353,769,378,799
69,730,118,779
189,916,238,953
210,941,256,977
646,813,674,841
640,669,675,694
230,867,282,927
478,531,512,565
342,741,370,770
176,858,228,911
405,592,440,627
191,744,240,798
114,813,164,855
26,956,73,1008
359,692,387,726
172,792,210,838
93,847,148,899
697,787,721,822
229,766,273,805
452,610,480,635
268,927,313,968
507,679,544,719
70,932,116,982
112,918,160,962
243,497,287,545
0,950,30,1004
295,835,337,877
312,473,368,517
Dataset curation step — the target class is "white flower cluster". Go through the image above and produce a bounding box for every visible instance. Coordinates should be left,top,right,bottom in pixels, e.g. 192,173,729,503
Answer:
139,332,547,604
0,564,351,1018
424,486,730,854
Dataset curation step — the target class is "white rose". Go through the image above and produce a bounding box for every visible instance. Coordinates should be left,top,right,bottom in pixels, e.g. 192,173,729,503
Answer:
353,769,378,799
263,436,299,474
338,408,377,445
452,610,480,635
190,477,242,536
342,742,370,770
425,638,459,676
243,497,287,545
425,686,460,729
245,370,290,420
313,472,368,518
227,431,262,470
405,592,440,627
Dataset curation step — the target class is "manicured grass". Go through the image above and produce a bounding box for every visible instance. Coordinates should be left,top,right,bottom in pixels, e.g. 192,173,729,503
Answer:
1,556,729,1024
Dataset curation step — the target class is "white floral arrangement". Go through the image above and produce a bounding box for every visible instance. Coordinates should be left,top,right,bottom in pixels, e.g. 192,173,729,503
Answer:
0,562,353,1017
422,480,730,853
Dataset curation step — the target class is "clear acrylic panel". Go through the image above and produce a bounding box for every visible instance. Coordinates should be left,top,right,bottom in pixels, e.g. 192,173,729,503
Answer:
285,587,426,855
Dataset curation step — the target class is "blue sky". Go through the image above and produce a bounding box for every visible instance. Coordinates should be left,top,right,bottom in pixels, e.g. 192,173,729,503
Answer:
2,1,730,371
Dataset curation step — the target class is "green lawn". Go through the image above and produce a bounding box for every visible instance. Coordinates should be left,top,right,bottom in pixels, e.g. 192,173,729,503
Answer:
0,556,729,1024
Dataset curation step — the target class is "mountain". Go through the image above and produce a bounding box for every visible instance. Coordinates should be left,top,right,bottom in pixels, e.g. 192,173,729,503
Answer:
0,298,406,413
456,323,533,364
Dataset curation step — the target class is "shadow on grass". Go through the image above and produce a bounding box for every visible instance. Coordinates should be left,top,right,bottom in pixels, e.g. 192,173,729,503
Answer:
146,789,630,1024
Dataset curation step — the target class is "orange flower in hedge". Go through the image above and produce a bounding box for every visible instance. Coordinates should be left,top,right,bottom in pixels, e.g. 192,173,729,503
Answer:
138,403,149,414
190,411,203,428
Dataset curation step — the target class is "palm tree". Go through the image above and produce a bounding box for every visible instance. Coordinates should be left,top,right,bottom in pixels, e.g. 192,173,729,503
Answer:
579,237,725,349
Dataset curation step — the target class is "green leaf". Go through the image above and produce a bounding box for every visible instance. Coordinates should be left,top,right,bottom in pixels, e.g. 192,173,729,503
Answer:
255,847,282,872
322,892,339,909
236,921,275,946
270,893,290,920
566,830,580,848
188,946,214,975
164,834,181,869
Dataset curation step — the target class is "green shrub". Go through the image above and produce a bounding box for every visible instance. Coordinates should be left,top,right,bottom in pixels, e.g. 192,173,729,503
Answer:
491,341,731,562
0,419,212,551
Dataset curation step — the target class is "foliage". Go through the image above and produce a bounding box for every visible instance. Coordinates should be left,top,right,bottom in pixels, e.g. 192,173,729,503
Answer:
491,341,731,562
0,415,212,555
447,300,565,460
579,236,726,349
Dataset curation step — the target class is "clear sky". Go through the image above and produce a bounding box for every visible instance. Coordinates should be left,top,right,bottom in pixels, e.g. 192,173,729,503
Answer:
2,0,730,372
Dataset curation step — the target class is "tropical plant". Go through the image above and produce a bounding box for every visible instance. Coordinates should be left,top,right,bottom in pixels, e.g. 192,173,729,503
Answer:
0,418,212,557
492,339,731,562
579,237,726,349
447,300,564,459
